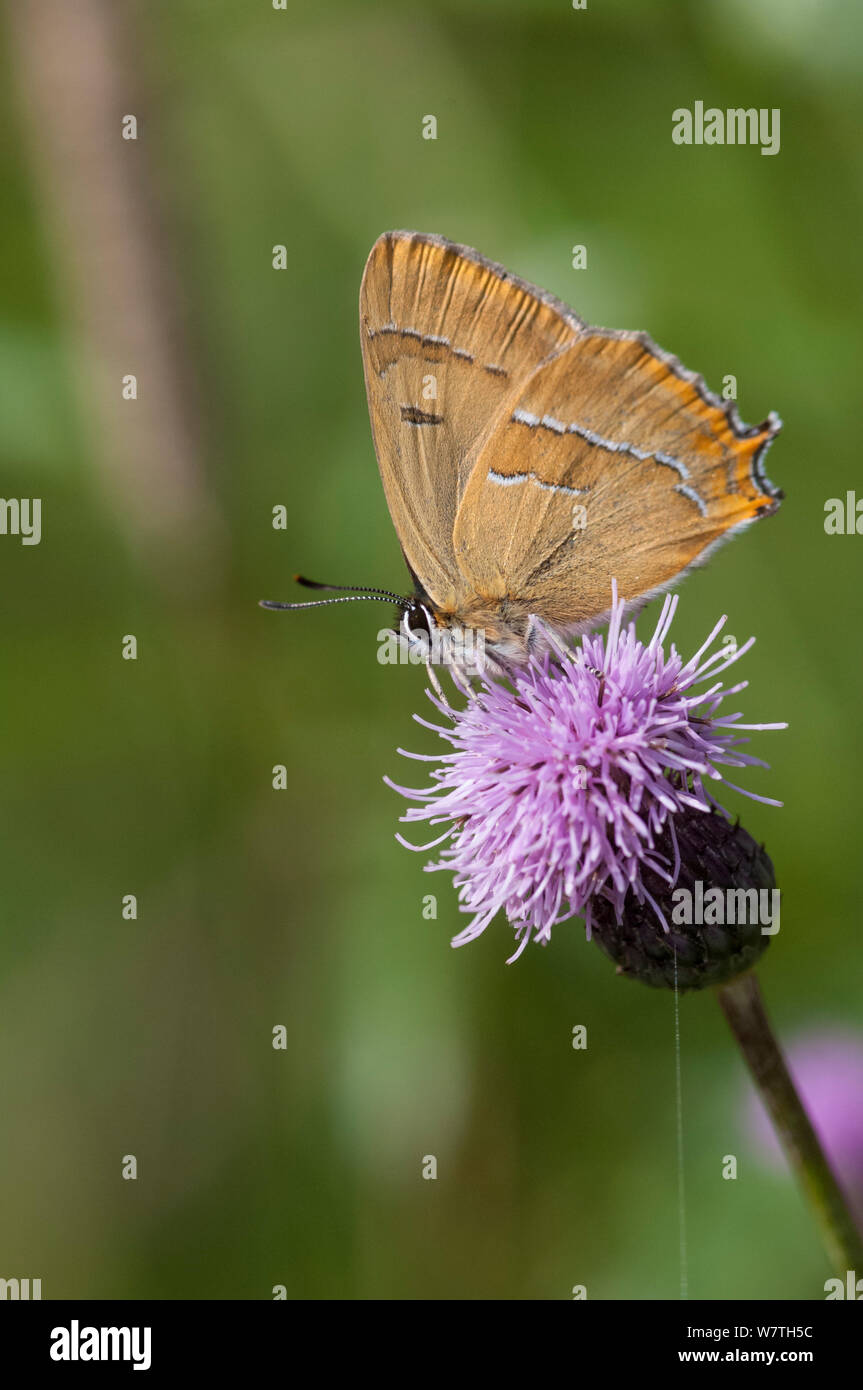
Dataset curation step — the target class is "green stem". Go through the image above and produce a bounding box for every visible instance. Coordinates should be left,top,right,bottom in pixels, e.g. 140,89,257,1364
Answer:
716,969,863,1275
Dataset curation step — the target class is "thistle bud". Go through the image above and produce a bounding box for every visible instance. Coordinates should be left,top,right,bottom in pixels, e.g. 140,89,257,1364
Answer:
589,810,777,991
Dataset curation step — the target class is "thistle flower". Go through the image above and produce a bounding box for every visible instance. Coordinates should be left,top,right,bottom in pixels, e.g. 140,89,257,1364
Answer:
745,1029,863,1227
386,590,863,1275
388,585,784,963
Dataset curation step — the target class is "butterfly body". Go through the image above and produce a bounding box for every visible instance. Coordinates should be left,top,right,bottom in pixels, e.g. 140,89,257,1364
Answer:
406,587,536,665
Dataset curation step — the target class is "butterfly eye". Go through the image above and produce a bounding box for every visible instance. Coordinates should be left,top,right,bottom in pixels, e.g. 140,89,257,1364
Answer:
403,600,434,641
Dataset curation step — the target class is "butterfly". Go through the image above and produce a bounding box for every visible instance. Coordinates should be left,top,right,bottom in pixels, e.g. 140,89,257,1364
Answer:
263,230,781,665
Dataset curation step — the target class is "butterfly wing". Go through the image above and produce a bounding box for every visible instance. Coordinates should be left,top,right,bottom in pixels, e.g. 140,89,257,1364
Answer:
360,231,583,610
452,327,782,629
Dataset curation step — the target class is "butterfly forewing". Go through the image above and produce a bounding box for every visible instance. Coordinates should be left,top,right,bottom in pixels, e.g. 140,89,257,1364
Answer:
360,231,583,610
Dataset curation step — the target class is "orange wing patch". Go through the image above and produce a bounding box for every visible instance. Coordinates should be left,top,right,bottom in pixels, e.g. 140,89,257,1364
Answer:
454,329,781,629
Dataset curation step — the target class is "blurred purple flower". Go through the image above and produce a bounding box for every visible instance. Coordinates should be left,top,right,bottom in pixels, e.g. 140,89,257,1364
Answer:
388,585,784,961
746,1029,863,1225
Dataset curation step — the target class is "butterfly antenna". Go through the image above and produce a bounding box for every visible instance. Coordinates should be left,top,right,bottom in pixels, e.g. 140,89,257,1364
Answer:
259,574,405,612
259,594,400,611
293,574,404,601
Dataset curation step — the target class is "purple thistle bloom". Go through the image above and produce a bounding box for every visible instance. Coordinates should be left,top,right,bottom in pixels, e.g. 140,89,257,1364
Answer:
744,1029,863,1227
388,585,785,961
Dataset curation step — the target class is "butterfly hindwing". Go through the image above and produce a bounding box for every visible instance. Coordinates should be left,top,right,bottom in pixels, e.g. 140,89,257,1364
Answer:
453,328,781,628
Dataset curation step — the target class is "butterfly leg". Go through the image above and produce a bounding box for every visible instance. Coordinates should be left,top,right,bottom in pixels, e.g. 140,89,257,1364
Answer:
424,659,447,705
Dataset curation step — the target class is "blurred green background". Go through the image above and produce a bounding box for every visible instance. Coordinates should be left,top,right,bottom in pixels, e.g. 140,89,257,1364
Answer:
0,0,861,1300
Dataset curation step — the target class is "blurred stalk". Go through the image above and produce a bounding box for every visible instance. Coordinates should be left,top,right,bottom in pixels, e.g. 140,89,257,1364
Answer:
4,0,223,591
717,971,863,1275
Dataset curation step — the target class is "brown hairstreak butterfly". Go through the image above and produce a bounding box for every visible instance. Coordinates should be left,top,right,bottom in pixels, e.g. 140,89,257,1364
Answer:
262,231,781,663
